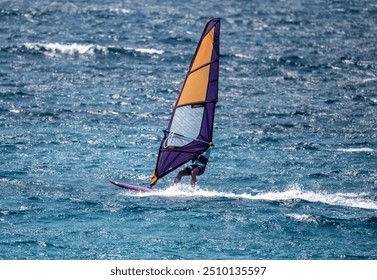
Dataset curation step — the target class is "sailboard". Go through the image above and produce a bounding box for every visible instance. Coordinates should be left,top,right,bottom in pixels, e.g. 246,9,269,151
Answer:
110,18,220,191
109,180,158,192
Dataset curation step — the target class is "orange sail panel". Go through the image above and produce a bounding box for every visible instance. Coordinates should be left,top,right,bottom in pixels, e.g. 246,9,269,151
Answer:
177,65,211,106
191,27,215,70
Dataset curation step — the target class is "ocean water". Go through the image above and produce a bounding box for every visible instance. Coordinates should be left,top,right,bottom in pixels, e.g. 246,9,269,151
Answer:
1,0,376,260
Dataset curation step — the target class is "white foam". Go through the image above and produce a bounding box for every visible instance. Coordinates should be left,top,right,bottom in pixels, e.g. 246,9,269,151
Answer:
234,53,253,59
109,8,132,14
337,148,373,153
24,43,108,56
128,184,377,210
131,48,164,55
287,213,319,223
23,43,163,57
253,186,377,210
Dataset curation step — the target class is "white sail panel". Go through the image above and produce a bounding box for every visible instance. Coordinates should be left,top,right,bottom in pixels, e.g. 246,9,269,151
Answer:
168,106,204,147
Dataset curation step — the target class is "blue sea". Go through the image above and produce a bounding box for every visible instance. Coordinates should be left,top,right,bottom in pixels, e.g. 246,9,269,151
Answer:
1,0,377,260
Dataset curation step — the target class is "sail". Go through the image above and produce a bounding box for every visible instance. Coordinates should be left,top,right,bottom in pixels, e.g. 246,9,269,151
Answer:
150,18,220,186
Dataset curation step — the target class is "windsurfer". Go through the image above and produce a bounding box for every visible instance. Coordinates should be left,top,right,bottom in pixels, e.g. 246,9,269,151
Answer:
174,143,213,187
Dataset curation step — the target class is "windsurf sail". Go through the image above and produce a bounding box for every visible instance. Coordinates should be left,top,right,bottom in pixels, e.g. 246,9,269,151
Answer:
150,18,220,186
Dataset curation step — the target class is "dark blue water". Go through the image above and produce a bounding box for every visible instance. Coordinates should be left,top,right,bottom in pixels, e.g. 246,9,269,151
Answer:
1,0,377,260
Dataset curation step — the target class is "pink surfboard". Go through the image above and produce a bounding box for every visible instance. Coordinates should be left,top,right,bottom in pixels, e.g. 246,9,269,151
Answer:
109,180,158,192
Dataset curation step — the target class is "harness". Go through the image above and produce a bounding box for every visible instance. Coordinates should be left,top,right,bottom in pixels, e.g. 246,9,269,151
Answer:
194,154,208,165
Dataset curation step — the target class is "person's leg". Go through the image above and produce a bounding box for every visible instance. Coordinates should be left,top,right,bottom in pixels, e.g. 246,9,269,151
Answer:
174,167,190,184
190,167,200,187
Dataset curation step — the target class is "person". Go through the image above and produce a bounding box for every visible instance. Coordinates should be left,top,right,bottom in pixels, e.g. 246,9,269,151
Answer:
174,143,213,187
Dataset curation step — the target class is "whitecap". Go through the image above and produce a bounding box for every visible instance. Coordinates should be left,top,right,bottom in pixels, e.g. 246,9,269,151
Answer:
22,43,163,57
24,42,108,57
337,148,373,153
109,8,132,14
287,213,319,224
126,47,164,55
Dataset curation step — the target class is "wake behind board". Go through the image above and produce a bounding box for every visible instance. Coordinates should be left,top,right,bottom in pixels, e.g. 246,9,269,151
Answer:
109,180,158,192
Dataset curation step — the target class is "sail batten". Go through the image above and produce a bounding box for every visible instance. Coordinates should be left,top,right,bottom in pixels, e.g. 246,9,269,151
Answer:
188,58,219,76
150,18,220,186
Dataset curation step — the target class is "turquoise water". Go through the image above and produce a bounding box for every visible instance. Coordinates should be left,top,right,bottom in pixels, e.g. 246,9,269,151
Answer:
1,0,377,259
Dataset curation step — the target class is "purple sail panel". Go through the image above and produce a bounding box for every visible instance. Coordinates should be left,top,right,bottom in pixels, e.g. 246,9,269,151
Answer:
199,102,216,143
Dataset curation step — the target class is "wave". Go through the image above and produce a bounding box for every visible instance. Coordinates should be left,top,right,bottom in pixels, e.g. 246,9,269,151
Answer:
24,43,107,56
127,184,377,211
3,43,164,57
286,213,319,223
337,148,374,153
